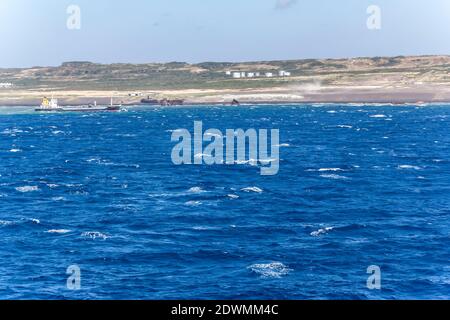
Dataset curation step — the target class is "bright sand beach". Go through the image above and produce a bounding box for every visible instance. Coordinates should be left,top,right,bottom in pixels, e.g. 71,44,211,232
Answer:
2,83,450,106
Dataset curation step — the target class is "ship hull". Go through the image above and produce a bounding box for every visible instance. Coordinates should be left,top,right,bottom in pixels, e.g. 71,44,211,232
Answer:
35,108,64,112
35,106,121,112
140,99,159,105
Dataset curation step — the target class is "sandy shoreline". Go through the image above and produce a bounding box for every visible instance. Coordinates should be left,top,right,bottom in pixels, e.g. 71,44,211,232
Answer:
3,55,450,107
1,84,450,107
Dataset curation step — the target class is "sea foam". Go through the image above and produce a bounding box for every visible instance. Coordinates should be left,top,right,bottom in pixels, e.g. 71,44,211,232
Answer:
15,186,40,193
320,174,349,180
241,186,263,193
398,165,422,170
318,168,344,172
81,231,108,240
188,187,205,193
248,262,292,278
310,227,334,237
47,229,71,234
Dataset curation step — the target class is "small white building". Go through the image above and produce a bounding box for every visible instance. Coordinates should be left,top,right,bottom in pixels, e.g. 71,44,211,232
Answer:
279,70,291,77
232,72,242,79
265,72,274,78
255,72,261,77
0,82,13,88
225,71,231,76
247,72,255,78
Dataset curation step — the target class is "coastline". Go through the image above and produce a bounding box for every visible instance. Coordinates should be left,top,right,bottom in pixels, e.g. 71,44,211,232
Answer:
2,101,449,109
2,55,450,107
1,85,450,107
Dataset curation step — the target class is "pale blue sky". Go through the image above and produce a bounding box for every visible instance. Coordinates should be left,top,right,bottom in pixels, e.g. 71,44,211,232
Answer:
0,0,449,67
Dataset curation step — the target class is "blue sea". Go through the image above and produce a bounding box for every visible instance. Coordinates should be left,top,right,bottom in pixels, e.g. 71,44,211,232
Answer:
0,104,449,300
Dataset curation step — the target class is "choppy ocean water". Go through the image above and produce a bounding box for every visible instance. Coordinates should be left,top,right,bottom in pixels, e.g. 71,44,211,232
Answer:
0,104,449,300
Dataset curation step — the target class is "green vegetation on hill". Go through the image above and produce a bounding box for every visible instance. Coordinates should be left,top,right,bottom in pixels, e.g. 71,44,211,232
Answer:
1,55,450,91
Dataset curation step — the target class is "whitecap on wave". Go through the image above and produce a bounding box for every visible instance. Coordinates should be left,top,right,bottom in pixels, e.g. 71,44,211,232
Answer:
185,200,202,207
320,174,349,180
248,262,292,278
310,227,334,237
86,157,140,169
192,226,218,231
318,168,344,172
2,128,24,135
397,165,421,170
51,196,66,201
188,187,205,193
241,186,263,193
47,229,71,234
15,186,40,193
81,231,108,240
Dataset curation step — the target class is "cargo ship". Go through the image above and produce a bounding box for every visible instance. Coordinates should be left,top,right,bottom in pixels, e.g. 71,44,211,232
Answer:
35,97,122,112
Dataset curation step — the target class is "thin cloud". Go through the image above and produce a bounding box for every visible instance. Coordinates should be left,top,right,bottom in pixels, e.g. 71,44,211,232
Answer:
275,0,298,9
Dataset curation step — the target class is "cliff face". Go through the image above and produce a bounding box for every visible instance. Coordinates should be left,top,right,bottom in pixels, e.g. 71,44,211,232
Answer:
1,55,450,91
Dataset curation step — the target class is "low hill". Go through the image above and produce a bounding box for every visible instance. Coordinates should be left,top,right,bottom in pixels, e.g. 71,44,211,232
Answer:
1,55,449,91
1,55,450,105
